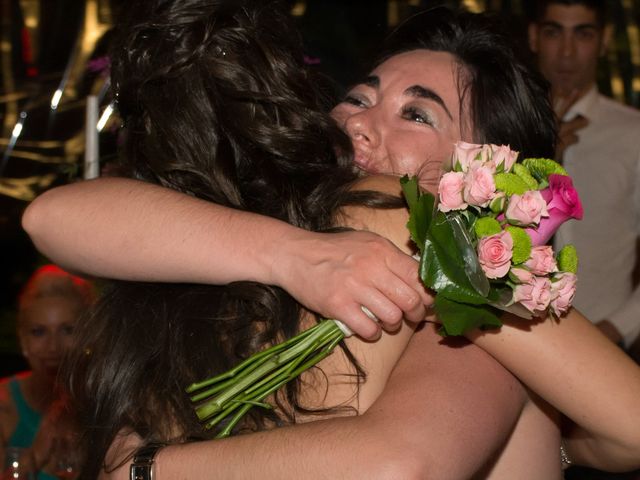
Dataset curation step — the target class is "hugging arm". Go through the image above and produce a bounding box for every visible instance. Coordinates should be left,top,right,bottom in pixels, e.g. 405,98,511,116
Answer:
467,309,640,471
104,325,524,480
22,177,432,338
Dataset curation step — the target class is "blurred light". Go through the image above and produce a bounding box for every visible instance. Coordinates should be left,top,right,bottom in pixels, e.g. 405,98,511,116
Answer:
463,0,484,13
291,1,306,16
10,122,23,138
50,89,63,110
97,103,113,131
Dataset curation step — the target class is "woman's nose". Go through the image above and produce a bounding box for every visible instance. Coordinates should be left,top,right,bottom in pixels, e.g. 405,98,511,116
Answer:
344,110,380,149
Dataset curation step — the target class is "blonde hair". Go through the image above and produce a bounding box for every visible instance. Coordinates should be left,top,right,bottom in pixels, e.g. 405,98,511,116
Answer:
18,265,94,318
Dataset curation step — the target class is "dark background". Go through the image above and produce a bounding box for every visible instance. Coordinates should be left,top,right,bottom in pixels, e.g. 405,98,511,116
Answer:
2,2,640,478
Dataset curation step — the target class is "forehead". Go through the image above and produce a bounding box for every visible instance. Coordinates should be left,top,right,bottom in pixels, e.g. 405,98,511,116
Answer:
540,4,600,27
373,50,464,111
20,297,79,327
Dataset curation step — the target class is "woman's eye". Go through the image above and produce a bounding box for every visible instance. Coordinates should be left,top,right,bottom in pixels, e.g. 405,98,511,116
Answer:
342,94,368,108
30,327,45,337
402,106,434,126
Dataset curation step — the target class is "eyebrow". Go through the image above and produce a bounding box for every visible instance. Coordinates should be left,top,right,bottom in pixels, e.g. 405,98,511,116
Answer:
404,85,453,120
539,20,599,31
356,75,453,120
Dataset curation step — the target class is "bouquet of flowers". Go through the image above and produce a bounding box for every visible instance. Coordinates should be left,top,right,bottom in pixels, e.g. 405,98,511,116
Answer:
186,142,582,436
404,141,582,335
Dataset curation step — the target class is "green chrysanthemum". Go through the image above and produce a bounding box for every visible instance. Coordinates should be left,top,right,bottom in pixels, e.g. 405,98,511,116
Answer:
513,163,539,190
494,173,530,196
522,158,567,183
557,244,578,273
474,217,502,238
505,225,532,265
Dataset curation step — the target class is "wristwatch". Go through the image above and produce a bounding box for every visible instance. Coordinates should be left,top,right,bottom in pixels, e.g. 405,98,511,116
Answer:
130,443,166,480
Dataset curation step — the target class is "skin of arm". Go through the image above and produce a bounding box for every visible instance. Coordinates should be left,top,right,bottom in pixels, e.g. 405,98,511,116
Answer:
103,325,525,480
98,175,524,478
22,177,432,339
466,308,640,472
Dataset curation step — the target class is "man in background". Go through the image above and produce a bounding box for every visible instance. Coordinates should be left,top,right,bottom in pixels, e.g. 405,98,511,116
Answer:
529,0,640,350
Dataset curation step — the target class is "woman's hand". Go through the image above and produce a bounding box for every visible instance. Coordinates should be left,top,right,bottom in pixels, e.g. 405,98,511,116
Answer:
271,229,433,339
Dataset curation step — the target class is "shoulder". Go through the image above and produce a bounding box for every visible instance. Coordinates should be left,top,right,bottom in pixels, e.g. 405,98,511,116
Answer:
338,175,413,254
596,94,640,125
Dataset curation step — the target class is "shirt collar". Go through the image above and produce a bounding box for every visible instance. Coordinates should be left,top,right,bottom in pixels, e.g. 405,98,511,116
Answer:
563,85,599,121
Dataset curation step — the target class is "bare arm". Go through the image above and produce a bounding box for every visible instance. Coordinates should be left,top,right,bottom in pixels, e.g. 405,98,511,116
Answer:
467,309,640,471
103,325,524,480
22,177,432,338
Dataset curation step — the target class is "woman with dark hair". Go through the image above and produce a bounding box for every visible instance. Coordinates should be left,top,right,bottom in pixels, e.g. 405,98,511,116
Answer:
24,4,640,478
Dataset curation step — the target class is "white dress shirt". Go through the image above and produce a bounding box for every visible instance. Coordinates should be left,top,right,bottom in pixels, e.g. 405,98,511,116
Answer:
554,85,640,347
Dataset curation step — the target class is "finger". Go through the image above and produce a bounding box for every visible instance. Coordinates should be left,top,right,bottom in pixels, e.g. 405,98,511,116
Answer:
337,303,382,340
352,288,407,333
376,277,428,325
388,255,434,308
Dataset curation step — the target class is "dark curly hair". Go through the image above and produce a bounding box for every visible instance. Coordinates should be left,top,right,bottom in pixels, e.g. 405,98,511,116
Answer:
65,1,380,476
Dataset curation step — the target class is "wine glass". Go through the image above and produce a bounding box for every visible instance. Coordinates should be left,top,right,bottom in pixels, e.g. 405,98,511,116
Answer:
51,437,80,480
2,446,36,480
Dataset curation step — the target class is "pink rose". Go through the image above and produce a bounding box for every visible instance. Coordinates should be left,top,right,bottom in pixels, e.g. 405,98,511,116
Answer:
512,276,552,315
505,190,549,226
464,164,496,207
478,231,513,279
453,141,484,172
438,172,467,212
550,272,577,316
488,144,519,172
525,174,583,246
510,266,533,284
524,246,558,275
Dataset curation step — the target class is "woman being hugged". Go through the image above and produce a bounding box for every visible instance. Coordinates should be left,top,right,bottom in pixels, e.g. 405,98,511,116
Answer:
67,1,429,477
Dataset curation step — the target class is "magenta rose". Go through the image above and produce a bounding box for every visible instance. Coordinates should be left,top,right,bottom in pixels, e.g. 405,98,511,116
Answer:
478,231,513,279
524,246,558,276
550,272,577,316
438,171,467,212
512,276,552,315
453,141,484,172
488,144,519,172
464,164,496,207
525,174,583,246
505,190,549,226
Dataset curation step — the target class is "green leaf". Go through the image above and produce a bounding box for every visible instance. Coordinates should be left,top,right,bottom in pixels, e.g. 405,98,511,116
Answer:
505,226,532,264
421,210,489,304
494,173,530,196
435,296,503,336
401,176,435,255
557,244,578,273
521,158,567,183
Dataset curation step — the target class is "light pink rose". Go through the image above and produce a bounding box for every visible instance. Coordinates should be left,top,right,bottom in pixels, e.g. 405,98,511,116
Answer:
512,276,552,315
438,171,467,212
453,141,484,172
524,246,558,275
525,174,584,246
478,231,513,279
489,144,519,172
464,164,496,207
510,266,533,284
505,190,549,226
550,272,577,316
